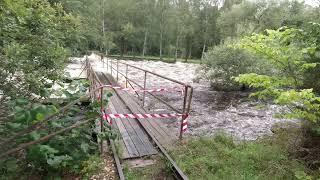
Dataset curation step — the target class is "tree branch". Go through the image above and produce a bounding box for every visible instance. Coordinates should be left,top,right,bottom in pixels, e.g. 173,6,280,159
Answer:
0,117,94,159
0,96,86,147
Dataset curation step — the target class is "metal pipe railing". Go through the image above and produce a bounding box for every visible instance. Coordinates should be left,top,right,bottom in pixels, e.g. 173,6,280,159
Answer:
103,57,193,139
87,54,193,139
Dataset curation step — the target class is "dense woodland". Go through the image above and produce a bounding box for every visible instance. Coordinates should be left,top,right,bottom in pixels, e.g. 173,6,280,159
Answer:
1,0,320,179
51,0,320,59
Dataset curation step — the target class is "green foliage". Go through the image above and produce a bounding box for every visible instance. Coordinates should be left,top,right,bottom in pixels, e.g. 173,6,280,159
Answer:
235,23,320,130
0,79,103,178
0,0,81,98
80,155,103,178
172,134,310,180
203,44,265,90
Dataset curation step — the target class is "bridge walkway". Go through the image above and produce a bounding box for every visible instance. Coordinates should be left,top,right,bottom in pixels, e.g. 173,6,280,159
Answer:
95,71,178,159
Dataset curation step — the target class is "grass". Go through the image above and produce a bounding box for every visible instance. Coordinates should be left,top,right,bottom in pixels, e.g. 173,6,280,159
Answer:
123,156,174,180
109,54,202,64
171,134,312,180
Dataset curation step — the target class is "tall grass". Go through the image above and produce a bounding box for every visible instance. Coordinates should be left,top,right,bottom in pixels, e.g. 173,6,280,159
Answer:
172,134,309,180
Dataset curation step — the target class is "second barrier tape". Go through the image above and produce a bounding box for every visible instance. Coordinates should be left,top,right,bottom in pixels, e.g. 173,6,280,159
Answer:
94,84,184,94
101,111,189,131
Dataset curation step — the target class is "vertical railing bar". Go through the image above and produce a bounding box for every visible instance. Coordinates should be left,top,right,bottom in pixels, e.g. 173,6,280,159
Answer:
102,55,104,68
179,85,188,139
106,57,109,72
111,59,113,76
116,59,119,82
125,64,128,88
186,86,193,114
142,72,147,107
100,87,104,154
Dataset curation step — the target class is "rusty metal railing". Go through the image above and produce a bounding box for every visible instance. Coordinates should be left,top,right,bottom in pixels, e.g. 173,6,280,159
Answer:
85,56,106,153
102,55,193,139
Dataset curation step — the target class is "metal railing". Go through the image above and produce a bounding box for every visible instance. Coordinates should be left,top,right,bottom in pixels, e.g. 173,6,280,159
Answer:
101,55,193,139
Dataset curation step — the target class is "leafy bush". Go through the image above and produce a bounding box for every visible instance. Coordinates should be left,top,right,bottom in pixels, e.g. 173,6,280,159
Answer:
0,79,113,178
235,24,320,131
203,45,267,91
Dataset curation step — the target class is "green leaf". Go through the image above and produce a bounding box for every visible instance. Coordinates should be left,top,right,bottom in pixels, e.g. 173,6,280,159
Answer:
5,159,18,173
16,98,29,106
36,113,45,121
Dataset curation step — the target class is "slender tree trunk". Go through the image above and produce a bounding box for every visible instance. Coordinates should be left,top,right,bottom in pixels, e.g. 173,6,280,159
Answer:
201,40,206,63
160,26,163,60
142,29,148,57
184,36,189,62
120,37,124,57
201,7,208,64
188,44,192,60
174,34,180,61
159,0,165,60
101,0,105,53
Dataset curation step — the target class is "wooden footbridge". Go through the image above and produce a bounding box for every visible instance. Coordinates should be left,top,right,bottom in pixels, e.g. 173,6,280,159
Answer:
86,54,193,160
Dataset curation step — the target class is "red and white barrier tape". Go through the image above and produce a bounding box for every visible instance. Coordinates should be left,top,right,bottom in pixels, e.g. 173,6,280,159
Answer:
103,113,188,119
102,111,112,124
95,85,184,94
182,119,188,132
101,112,189,131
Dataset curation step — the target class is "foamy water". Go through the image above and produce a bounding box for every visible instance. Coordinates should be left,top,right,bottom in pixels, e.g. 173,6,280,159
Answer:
79,54,299,140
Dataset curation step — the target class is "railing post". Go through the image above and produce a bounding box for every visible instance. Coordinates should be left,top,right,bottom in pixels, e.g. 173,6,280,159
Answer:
179,86,188,139
100,87,104,154
102,55,104,68
107,58,109,72
125,64,128,88
111,59,113,76
142,72,147,107
116,59,119,82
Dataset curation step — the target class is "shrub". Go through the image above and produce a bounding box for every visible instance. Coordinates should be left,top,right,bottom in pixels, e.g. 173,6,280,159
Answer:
203,45,265,91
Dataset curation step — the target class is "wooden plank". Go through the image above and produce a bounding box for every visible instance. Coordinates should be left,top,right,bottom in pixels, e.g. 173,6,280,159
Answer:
101,74,167,142
111,96,157,156
109,100,139,157
97,72,157,157
112,97,152,157
119,90,176,145
104,73,174,145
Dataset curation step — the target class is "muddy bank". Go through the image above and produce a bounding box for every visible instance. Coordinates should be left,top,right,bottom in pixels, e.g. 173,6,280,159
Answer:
87,54,299,141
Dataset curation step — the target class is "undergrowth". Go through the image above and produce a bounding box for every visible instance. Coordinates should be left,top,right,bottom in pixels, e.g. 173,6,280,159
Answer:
172,133,317,180
124,156,174,180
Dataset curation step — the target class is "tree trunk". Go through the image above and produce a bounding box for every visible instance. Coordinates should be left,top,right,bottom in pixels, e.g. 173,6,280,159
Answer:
159,0,165,60
142,29,148,57
159,26,163,60
201,41,206,63
120,37,124,57
101,0,105,53
174,34,180,61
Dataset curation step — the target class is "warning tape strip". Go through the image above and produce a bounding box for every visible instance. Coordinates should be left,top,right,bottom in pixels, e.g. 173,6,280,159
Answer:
101,111,189,131
95,85,184,94
104,113,188,119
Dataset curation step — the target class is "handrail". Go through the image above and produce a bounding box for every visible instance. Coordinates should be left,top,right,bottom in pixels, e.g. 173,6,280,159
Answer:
87,54,193,139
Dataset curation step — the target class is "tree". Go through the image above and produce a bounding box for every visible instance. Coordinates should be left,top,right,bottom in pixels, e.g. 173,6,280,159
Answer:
235,24,320,130
0,0,80,98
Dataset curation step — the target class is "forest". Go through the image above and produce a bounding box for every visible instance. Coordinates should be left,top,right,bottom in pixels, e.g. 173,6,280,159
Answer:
1,0,320,179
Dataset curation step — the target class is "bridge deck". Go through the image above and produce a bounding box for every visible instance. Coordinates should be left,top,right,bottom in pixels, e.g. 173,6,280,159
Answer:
96,72,178,159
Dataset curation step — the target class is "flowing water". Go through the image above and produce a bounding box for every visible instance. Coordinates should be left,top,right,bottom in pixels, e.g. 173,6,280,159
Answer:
70,54,299,141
